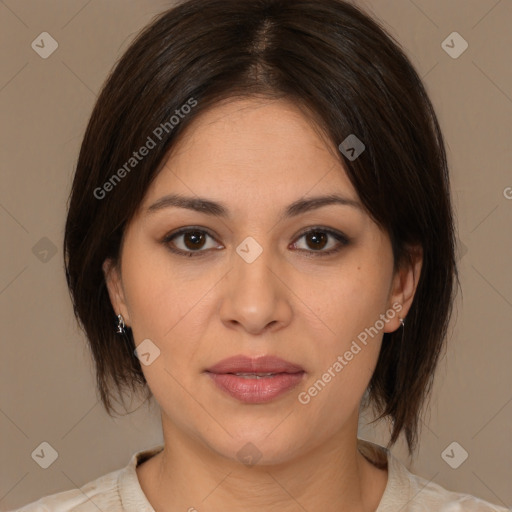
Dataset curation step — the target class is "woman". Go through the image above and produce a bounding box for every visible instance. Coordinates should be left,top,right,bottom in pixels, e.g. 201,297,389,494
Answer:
15,0,508,510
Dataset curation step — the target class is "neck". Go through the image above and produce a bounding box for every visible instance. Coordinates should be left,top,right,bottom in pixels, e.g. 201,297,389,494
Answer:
137,413,388,512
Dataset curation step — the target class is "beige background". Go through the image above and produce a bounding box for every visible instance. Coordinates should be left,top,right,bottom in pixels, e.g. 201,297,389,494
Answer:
1,0,511,510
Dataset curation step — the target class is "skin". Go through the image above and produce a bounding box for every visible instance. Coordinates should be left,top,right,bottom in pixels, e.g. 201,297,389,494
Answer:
104,97,422,512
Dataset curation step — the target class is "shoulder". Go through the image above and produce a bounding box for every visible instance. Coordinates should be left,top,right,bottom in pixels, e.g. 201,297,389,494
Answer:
13,467,122,511
386,451,509,511
357,438,509,512
11,445,163,512
12,445,164,512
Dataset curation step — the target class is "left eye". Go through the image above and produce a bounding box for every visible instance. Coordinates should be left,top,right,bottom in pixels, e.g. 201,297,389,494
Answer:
291,228,349,256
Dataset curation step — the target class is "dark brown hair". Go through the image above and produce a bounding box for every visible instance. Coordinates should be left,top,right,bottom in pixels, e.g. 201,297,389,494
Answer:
64,0,459,456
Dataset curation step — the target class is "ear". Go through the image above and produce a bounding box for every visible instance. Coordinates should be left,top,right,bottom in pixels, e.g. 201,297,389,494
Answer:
102,258,131,326
384,244,423,333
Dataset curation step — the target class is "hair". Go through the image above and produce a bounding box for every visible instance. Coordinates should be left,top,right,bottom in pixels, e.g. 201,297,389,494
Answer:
63,0,460,456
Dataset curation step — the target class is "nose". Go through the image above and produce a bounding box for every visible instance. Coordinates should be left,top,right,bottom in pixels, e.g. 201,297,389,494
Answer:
218,241,293,335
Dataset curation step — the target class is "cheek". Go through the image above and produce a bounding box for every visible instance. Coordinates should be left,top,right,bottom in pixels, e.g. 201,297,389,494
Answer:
298,306,383,436
309,258,391,347
120,249,211,413
120,240,200,339
120,243,222,380
297,255,391,411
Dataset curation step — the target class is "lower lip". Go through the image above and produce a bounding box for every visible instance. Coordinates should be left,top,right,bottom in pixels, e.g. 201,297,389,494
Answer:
206,372,305,403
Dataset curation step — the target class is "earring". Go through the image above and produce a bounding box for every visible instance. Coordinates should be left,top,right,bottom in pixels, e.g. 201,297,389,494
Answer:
116,314,126,334
399,317,405,328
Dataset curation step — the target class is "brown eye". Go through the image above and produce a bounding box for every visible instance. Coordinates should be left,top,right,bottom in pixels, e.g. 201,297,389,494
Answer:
163,227,221,256
292,227,349,257
183,231,207,250
304,231,328,250
163,226,349,259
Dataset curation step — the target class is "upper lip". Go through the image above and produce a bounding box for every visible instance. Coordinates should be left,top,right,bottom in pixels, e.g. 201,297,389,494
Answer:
205,355,304,374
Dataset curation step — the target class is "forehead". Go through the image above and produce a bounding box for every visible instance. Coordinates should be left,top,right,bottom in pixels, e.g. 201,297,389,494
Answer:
142,97,359,213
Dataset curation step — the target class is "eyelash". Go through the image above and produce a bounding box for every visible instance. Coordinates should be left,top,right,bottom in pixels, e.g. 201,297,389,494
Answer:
161,226,350,258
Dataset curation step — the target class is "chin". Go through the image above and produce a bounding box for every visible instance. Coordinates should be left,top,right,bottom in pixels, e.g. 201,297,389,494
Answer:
204,427,305,468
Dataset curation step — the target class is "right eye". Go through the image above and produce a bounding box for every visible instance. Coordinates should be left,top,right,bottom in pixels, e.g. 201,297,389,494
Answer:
162,227,223,257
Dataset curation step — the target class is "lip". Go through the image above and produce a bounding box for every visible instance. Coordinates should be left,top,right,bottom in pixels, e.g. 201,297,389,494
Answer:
206,372,305,403
204,355,306,404
205,354,304,374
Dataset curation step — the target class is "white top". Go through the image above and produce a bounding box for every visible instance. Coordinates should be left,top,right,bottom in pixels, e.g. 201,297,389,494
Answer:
14,439,508,511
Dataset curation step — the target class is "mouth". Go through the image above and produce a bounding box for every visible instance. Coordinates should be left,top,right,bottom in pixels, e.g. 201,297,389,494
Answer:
205,354,305,375
204,355,305,403
224,372,291,378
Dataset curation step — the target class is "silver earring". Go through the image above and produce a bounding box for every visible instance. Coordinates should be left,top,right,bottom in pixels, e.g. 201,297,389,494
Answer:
116,314,126,334
399,317,405,328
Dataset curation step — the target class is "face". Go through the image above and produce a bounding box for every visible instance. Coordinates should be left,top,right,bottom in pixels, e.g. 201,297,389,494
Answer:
104,97,421,465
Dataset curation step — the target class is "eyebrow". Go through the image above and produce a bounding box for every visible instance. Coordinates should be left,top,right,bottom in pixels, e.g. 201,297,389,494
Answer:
145,193,364,220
